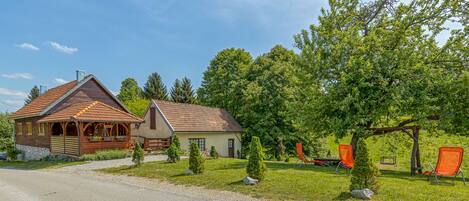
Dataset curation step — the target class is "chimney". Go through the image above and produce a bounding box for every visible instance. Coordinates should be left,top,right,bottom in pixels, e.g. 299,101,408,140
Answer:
39,85,48,95
76,70,86,82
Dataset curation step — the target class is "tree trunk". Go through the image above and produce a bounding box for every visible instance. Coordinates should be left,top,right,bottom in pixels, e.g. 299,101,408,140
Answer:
414,127,422,174
410,127,420,176
350,133,359,158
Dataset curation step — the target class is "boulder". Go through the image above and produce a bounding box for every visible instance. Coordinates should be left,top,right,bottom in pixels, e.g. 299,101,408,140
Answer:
243,176,259,185
351,188,374,200
184,169,194,176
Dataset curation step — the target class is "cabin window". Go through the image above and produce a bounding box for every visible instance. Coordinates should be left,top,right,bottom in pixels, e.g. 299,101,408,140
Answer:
38,123,46,136
150,107,156,130
26,122,32,135
16,122,23,135
112,124,128,136
65,122,78,136
189,138,206,151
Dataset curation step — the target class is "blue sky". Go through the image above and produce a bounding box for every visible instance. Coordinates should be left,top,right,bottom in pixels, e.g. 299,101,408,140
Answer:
0,0,328,112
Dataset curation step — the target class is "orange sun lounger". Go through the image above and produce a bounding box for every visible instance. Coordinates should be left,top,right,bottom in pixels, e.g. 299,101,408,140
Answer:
295,143,325,166
423,147,466,185
336,144,354,174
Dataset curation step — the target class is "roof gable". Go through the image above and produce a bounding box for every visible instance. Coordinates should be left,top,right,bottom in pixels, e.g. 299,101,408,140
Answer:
152,100,243,132
11,75,130,119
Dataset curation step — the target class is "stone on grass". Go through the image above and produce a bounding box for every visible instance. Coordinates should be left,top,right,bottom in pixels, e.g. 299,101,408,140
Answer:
351,188,374,200
184,169,194,175
243,176,259,185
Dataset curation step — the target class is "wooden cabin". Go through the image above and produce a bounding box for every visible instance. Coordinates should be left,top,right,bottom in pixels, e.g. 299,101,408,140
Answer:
10,72,142,160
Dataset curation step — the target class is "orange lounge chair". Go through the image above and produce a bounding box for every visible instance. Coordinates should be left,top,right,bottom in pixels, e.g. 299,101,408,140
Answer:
336,144,354,174
423,147,466,185
296,143,325,166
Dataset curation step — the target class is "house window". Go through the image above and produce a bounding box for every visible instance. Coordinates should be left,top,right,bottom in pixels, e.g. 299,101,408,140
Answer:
16,122,23,135
26,122,32,135
189,138,206,151
38,123,46,136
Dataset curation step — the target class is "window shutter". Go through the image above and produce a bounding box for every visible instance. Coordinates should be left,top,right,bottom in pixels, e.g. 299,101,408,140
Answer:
150,107,156,130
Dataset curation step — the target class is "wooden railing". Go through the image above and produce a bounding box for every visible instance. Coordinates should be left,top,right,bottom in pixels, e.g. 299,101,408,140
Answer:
144,138,171,151
50,135,79,155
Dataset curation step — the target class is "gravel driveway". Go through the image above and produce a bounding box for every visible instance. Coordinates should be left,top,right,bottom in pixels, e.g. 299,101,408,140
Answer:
0,155,258,201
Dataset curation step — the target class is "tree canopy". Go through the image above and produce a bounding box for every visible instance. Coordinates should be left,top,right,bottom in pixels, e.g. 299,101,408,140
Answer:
143,72,168,100
197,48,253,118
117,78,143,102
294,0,468,139
25,85,40,105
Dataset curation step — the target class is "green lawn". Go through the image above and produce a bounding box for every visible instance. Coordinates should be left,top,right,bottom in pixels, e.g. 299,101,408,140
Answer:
0,160,86,170
100,158,468,201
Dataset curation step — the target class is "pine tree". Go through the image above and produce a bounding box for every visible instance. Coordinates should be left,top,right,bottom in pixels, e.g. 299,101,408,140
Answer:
143,72,168,100
132,141,144,166
170,79,183,103
210,146,219,159
189,142,204,174
246,136,266,181
350,138,379,192
181,77,195,103
167,143,179,163
25,85,40,105
117,78,142,102
172,135,181,152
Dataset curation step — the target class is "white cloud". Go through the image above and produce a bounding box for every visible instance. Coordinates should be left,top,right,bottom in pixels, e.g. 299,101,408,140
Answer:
55,78,69,84
15,43,40,51
0,99,24,112
0,88,28,98
1,73,34,80
48,41,78,54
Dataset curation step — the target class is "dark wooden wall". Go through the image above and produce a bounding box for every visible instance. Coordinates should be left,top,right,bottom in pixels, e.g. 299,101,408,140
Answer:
15,116,50,148
49,78,125,113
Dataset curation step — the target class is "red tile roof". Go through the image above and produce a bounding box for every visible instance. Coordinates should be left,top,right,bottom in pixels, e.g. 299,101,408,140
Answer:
10,81,78,119
154,100,242,132
38,101,143,123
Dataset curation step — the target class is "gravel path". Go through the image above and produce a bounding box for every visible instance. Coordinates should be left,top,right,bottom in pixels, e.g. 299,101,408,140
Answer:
0,155,258,201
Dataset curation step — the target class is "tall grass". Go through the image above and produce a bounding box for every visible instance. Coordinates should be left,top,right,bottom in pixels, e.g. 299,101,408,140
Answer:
80,149,131,161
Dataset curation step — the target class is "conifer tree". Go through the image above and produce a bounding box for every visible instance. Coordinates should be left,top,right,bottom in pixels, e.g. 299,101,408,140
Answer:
167,143,179,163
170,79,183,103
143,72,168,100
189,142,204,174
350,138,379,192
25,85,40,105
246,136,266,181
132,141,144,166
210,146,219,159
181,77,195,103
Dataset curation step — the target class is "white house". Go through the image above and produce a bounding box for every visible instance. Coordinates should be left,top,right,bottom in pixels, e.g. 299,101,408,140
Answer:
134,100,243,157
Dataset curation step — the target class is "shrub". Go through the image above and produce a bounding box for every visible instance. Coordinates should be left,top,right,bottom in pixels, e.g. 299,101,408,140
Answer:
350,138,380,192
189,142,204,174
6,146,21,161
166,143,180,163
80,149,130,161
246,136,266,181
210,146,219,159
172,135,181,151
132,141,144,166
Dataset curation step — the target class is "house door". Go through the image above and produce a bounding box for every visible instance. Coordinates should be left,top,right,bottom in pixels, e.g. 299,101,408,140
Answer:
228,139,235,158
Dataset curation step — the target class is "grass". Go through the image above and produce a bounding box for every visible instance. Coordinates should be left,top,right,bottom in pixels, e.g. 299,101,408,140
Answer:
0,160,86,170
100,158,468,201
79,149,131,161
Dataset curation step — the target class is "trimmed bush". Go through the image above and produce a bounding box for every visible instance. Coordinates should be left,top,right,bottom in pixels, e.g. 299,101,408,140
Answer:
246,136,266,181
79,149,130,161
189,142,204,174
166,143,180,163
172,135,181,151
350,138,380,192
6,146,21,161
132,141,144,166
210,146,219,159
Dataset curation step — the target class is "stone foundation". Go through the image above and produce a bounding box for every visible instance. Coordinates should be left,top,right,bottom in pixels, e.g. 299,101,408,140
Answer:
15,144,50,161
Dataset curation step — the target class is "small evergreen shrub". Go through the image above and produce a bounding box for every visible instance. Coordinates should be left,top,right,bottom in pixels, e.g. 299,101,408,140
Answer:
350,138,380,192
189,142,204,174
210,146,219,159
132,141,144,166
246,136,266,181
79,149,130,161
6,146,21,161
166,143,180,163
172,135,181,151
